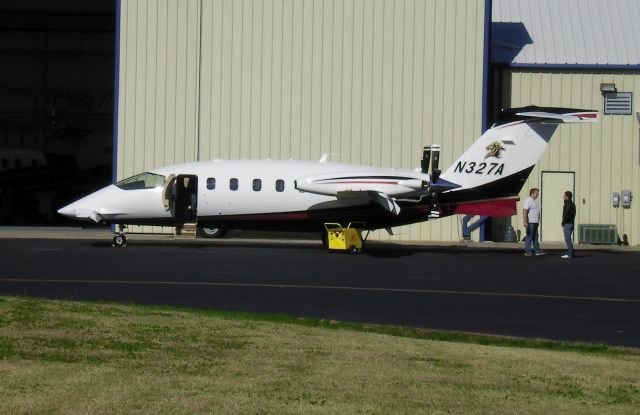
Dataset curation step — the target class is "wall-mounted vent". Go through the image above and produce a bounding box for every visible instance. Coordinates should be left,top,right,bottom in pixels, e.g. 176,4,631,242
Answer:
604,92,632,115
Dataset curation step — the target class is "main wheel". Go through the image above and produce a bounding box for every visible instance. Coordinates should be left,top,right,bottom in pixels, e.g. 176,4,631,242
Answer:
198,227,227,238
321,233,328,249
112,233,127,247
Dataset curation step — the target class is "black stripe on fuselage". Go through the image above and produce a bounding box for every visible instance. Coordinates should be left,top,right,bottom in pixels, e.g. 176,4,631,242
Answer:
439,165,534,204
314,175,415,182
107,203,431,232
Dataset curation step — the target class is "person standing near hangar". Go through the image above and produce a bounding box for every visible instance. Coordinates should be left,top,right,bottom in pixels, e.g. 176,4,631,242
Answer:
523,188,545,256
561,191,576,259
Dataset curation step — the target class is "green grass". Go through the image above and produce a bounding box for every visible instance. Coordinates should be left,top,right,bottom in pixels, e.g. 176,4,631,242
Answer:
1,296,639,414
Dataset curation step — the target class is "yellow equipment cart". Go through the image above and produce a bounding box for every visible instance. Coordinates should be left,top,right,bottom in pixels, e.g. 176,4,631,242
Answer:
323,222,368,254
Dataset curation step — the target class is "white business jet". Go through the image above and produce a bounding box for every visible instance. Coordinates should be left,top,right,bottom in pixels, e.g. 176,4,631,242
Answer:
58,107,597,246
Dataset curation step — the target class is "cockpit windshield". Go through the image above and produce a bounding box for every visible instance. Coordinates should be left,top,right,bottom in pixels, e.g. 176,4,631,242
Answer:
115,172,166,190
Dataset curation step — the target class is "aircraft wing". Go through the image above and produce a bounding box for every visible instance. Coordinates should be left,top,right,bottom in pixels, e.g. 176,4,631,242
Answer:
295,170,429,216
336,191,401,215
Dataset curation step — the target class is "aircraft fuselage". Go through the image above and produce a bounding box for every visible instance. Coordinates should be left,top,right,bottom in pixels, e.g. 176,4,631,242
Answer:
59,159,433,232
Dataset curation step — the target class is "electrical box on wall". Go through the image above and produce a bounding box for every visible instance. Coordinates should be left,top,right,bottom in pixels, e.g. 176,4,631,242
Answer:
612,192,620,208
621,190,632,208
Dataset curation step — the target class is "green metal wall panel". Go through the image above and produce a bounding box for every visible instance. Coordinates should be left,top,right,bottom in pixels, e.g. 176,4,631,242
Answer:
117,0,485,240
504,69,640,246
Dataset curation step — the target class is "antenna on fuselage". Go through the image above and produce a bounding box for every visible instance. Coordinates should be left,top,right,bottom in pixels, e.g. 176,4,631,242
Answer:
319,153,340,163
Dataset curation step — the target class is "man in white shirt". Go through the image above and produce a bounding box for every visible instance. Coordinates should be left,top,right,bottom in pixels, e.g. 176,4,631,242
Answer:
523,188,545,256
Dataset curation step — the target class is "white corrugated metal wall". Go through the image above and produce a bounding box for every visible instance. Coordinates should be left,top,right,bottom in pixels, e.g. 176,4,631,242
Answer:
117,0,486,240
504,69,640,245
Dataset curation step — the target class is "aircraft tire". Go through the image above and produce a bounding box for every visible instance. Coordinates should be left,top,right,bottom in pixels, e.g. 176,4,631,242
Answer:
321,233,328,249
112,234,127,247
198,227,227,238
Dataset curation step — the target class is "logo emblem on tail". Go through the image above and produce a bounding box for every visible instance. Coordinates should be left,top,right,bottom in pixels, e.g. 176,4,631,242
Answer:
485,141,506,159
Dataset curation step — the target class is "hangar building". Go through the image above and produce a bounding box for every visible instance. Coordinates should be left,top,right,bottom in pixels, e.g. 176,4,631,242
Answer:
0,1,114,225
2,0,637,245
115,0,489,241
492,0,640,245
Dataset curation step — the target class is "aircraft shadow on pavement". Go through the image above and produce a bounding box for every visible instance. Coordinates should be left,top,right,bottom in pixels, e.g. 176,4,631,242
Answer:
86,240,517,256
90,240,324,251
88,240,418,258
88,240,630,260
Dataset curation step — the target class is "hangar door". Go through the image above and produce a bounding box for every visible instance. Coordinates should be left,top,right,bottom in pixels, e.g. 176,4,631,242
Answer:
541,172,574,242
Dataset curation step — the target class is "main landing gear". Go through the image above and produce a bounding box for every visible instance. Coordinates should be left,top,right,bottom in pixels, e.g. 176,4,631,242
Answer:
112,225,127,247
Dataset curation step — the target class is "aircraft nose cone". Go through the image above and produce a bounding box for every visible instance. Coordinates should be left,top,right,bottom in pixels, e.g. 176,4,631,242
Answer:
57,202,102,222
57,204,76,218
56,185,117,222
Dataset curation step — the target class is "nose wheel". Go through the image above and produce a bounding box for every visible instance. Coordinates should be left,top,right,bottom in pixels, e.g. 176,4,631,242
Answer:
112,225,127,247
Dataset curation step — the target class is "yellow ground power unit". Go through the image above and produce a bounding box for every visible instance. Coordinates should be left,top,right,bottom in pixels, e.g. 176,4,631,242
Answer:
323,222,367,254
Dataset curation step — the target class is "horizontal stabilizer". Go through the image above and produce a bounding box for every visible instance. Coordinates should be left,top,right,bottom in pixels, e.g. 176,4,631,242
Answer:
495,106,598,126
515,110,598,123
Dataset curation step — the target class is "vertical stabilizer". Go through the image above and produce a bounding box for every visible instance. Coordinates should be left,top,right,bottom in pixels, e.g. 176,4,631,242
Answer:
439,107,597,200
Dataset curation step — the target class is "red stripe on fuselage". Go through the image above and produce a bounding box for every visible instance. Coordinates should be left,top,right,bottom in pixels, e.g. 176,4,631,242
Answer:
441,197,518,217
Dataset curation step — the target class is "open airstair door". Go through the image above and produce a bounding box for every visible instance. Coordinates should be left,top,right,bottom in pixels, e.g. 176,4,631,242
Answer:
166,174,198,227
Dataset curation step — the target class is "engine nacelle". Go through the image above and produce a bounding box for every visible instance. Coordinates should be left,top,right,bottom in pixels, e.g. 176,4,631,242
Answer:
295,171,428,198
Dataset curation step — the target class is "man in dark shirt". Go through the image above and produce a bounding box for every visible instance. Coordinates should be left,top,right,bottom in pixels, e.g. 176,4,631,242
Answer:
561,191,576,258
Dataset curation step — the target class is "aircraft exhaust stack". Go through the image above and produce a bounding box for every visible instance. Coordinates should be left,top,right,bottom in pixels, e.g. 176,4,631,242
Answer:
421,144,442,218
421,147,431,174
421,144,441,183
430,144,441,183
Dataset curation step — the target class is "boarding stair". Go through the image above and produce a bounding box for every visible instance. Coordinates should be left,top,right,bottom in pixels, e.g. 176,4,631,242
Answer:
175,222,198,240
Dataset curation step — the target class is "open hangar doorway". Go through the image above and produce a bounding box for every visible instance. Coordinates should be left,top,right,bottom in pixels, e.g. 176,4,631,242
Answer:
0,1,115,226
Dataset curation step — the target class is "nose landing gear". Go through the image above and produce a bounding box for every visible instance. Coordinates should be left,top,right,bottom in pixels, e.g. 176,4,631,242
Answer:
112,225,127,247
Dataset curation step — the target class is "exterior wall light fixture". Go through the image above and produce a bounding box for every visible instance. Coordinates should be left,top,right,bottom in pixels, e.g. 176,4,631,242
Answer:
600,83,617,94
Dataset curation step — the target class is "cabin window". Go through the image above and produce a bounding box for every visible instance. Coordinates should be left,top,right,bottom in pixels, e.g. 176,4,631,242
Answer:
253,179,262,191
14,159,21,169
1,158,7,168
115,172,166,190
230,178,239,191
32,159,39,167
207,178,216,190
276,179,285,192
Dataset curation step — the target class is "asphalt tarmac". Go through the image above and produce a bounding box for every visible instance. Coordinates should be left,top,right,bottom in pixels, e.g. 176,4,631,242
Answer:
1,237,639,346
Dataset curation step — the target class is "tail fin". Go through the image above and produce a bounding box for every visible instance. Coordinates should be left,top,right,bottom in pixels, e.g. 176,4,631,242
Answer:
436,107,597,216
